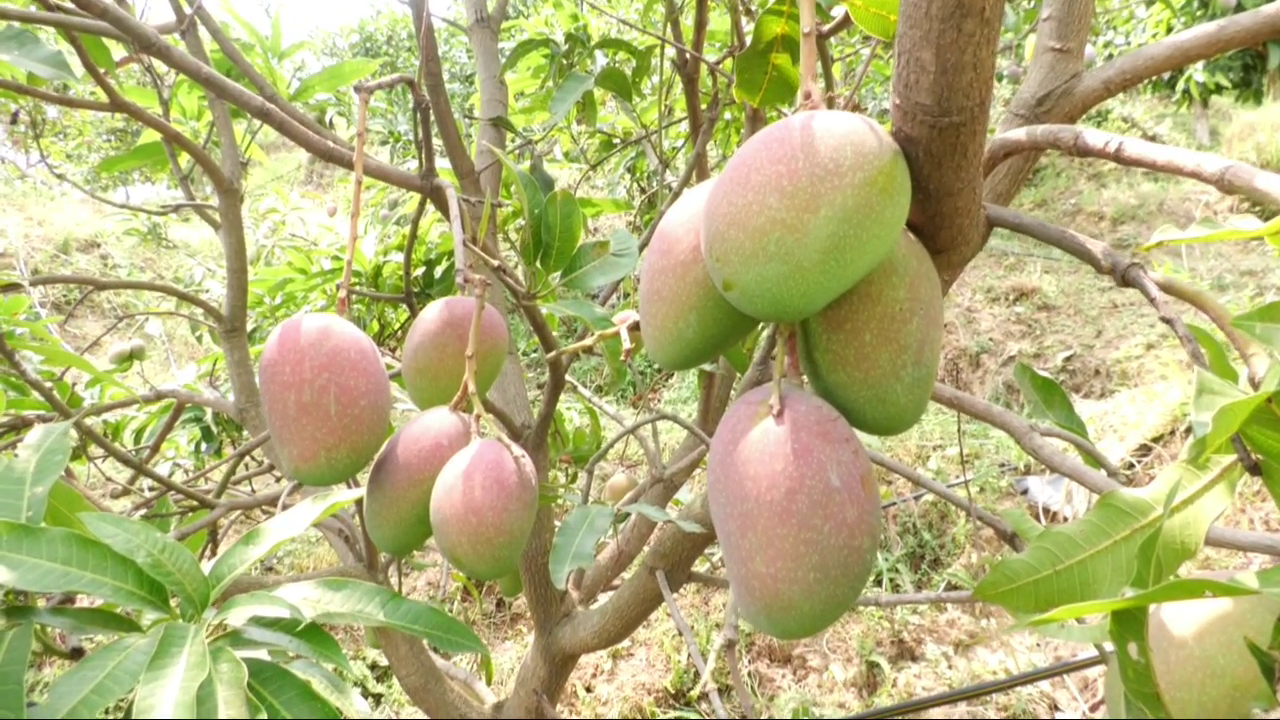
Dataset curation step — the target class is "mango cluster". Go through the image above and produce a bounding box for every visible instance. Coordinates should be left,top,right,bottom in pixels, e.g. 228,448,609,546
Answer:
638,109,945,640
256,298,534,589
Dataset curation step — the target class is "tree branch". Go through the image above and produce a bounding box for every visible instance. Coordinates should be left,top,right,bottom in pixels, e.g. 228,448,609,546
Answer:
0,274,225,329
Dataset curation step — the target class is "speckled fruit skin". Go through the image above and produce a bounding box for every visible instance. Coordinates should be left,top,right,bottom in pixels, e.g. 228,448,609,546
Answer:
638,179,758,370
363,407,471,558
429,438,538,582
1105,570,1280,718
401,296,510,410
700,109,912,323
707,383,882,640
798,230,943,437
258,312,392,487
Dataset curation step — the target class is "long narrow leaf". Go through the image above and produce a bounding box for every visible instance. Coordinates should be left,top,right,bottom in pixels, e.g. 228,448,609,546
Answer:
131,622,211,720
80,513,210,620
30,632,159,719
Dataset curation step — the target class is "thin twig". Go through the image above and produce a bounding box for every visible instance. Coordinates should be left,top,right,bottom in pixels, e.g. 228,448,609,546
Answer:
656,569,729,719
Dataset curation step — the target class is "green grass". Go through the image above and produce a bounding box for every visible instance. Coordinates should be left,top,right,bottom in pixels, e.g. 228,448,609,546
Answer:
6,90,1280,719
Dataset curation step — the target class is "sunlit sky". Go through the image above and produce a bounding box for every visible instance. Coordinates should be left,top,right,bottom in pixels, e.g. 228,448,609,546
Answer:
133,0,409,46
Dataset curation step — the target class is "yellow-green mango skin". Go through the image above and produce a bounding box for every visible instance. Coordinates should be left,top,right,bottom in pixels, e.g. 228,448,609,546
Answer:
798,230,943,437
707,383,881,641
401,296,510,411
700,109,912,323
638,179,758,371
362,407,471,558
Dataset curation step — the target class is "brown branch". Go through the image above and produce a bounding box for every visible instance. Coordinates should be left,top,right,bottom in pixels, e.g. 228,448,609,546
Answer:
985,123,1280,211
1,273,225,325
1150,273,1271,388
0,78,114,112
0,4,178,41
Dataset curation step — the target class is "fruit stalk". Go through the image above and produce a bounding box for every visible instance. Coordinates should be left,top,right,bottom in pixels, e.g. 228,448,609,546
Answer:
797,0,821,111
448,273,492,436
769,323,792,417
337,88,372,319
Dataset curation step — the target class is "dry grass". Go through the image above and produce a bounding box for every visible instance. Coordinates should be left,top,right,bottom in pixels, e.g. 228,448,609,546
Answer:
6,92,1280,719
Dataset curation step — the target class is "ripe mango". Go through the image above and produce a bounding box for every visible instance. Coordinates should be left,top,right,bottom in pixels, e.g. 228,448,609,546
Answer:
258,312,392,487
638,179,758,370
707,383,882,640
1105,570,1280,718
363,407,471,558
401,295,510,410
429,438,538,582
700,109,912,323
797,229,943,436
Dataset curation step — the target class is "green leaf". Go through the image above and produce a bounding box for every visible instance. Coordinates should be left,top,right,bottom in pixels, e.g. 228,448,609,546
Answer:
558,228,640,292
733,0,801,109
132,622,210,720
547,71,595,127
204,486,364,602
196,647,254,720
290,58,380,103
0,620,34,720
42,479,98,534
843,0,901,42
1187,323,1240,385
1013,362,1100,470
576,196,634,218
594,65,633,103
543,298,614,329
536,189,584,275
1108,606,1170,717
7,338,130,393
549,504,617,590
619,502,708,535
30,632,159,720
212,618,353,675
1141,213,1280,251
501,36,556,73
243,659,342,719
80,512,210,620
1233,301,1280,355
1023,574,1267,627
1132,454,1242,588
998,507,1046,543
282,659,372,719
265,577,488,655
96,141,171,176
1189,367,1272,454
0,421,72,525
175,510,210,556
1,606,142,636
0,521,172,616
78,34,117,74
0,26,77,82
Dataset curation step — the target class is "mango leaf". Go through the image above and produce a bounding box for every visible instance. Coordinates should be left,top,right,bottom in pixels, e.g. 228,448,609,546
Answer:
30,632,160,720
211,593,309,627
43,479,98,534
536,189,584,275
174,510,210,557
1187,323,1240,385
290,58,380,103
843,0,901,42
1013,362,1100,470
243,659,342,719
204,486,364,602
96,141,171,175
543,298,614,330
80,512,211,620
733,0,801,109
0,620,34,719
1132,455,1241,588
0,521,171,616
265,577,488,655
547,70,595,127
195,647,255,720
212,618,353,674
594,65,633,103
283,659,372,719
0,26,77,82
997,507,1046,543
132,622,211,720
0,605,141,636
1233,301,1280,355
549,504,617,590
1189,368,1272,453
502,36,557,73
6,338,130,393
1024,574,1267,626
1019,616,1110,645
558,228,640,292
1141,213,1280,251
0,421,72,525
619,502,708,535
577,196,634,218
77,34,117,73
1108,607,1170,717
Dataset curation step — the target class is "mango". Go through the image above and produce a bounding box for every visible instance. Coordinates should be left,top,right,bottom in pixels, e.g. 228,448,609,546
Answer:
429,438,538,582
638,179,758,370
700,109,912,323
401,295,510,410
1105,570,1280,718
363,406,472,558
258,312,392,487
707,382,882,640
797,229,943,437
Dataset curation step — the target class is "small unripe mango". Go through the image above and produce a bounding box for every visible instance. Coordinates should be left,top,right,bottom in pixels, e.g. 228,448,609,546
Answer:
106,341,133,365
603,471,637,505
401,296,510,410
128,338,147,362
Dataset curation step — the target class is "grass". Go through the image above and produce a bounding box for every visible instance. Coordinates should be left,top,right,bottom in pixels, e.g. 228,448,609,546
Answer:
6,91,1280,719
